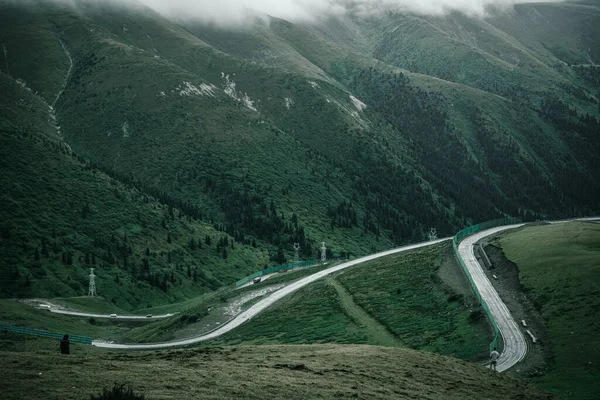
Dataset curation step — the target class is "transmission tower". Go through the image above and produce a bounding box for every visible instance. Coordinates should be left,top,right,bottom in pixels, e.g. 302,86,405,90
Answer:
293,243,300,263
321,242,327,263
88,268,97,297
428,228,438,242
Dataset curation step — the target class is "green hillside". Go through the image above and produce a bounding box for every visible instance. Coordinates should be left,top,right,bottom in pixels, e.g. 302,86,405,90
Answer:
0,70,269,308
214,243,492,361
498,222,600,399
0,0,599,306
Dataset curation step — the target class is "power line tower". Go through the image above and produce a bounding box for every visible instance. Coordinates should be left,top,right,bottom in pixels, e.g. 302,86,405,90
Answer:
293,243,300,264
88,268,97,297
321,242,327,263
428,228,438,242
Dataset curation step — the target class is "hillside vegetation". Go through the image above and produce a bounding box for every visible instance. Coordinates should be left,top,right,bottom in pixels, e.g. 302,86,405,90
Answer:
499,222,600,399
213,243,492,361
1,0,599,306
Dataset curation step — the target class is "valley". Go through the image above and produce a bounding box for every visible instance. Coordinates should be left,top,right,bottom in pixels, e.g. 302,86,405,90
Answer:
1,0,599,399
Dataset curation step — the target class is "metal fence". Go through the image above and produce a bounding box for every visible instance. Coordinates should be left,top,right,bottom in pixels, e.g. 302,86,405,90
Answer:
452,217,521,353
0,322,93,344
235,260,317,287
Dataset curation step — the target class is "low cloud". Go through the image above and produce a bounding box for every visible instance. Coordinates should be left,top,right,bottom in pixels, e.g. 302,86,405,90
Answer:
140,0,564,23
1,0,564,25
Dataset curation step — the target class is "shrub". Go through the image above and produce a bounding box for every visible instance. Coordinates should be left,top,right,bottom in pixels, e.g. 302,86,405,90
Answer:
447,294,463,303
468,309,483,322
90,384,146,400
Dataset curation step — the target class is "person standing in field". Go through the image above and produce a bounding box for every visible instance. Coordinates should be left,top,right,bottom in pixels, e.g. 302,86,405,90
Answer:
60,334,70,355
490,347,500,371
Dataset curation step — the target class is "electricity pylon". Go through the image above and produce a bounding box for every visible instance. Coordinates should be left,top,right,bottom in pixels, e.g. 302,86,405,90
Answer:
428,228,438,242
88,268,97,297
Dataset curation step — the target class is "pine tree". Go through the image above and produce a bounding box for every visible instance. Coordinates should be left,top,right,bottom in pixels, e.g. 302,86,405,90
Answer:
41,239,48,257
167,233,172,244
276,247,286,265
222,247,228,259
34,248,40,261
187,265,191,278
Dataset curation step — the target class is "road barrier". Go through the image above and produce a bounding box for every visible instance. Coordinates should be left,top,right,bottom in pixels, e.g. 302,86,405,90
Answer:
452,217,521,353
235,260,317,287
0,322,93,344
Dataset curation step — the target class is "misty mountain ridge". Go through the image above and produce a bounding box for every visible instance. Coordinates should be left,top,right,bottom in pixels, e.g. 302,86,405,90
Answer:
0,0,598,302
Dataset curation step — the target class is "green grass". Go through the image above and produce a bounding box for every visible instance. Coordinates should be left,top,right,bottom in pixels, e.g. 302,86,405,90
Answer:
499,222,600,399
0,300,133,340
0,335,557,400
215,279,370,346
333,243,491,359
214,243,492,360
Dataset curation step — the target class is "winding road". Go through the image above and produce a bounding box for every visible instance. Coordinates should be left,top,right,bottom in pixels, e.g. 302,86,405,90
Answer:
458,224,527,373
92,238,451,349
42,218,598,371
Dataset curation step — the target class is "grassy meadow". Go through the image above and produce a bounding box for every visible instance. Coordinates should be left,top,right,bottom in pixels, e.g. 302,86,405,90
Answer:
0,334,556,400
499,222,600,399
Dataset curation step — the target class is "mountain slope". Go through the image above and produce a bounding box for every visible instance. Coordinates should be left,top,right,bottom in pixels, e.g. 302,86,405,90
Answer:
1,0,599,303
0,70,269,307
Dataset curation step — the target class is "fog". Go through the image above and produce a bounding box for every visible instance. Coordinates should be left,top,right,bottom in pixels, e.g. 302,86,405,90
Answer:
2,0,565,25
141,0,564,24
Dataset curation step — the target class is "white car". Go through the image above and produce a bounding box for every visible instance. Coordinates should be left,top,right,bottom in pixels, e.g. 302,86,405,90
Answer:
110,313,118,318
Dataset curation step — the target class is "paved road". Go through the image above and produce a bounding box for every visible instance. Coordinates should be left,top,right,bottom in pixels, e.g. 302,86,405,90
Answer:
458,224,527,373
93,238,451,349
48,309,174,320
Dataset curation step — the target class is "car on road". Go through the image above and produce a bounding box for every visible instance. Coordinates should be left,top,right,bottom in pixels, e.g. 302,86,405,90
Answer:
110,313,118,318
253,277,262,284
146,314,152,318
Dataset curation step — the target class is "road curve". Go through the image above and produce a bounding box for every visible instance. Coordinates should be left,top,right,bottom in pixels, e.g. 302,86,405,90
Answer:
458,224,527,372
93,238,451,349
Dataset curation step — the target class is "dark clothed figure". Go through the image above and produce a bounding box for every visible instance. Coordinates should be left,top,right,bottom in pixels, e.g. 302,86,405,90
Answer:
60,334,70,355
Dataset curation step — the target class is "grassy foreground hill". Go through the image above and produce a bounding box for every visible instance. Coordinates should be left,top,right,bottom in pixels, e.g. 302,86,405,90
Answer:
0,335,556,400
498,222,600,399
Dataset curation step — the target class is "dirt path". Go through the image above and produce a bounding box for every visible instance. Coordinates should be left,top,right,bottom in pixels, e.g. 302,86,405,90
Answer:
326,277,402,348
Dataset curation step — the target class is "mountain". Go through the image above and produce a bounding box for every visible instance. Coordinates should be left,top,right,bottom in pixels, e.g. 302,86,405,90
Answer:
1,0,599,303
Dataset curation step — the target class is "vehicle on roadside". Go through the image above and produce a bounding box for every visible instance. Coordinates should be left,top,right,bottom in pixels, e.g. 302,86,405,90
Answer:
253,277,262,284
146,314,152,318
110,313,118,318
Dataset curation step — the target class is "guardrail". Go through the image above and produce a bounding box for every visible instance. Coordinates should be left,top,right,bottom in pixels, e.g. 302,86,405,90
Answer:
452,217,521,353
235,260,317,287
0,322,93,344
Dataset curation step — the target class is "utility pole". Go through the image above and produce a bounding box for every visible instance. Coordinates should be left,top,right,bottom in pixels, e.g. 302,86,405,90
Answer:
428,228,438,242
293,243,300,264
88,268,97,297
321,242,327,263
